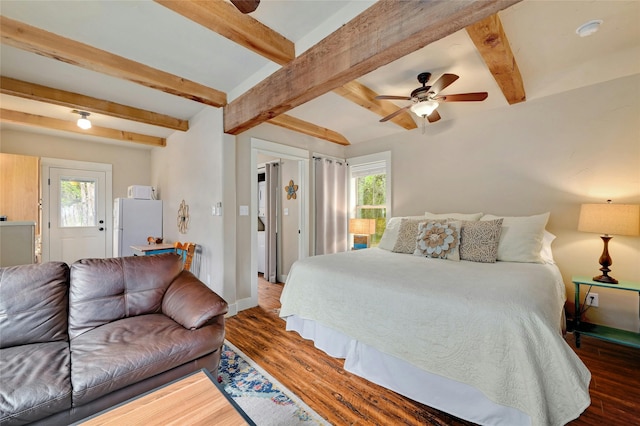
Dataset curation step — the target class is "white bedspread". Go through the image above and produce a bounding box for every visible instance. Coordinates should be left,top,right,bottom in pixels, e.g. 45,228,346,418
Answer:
279,248,591,426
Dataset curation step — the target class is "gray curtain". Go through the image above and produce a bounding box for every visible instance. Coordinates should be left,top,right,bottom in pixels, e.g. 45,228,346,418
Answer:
264,162,279,283
314,157,348,255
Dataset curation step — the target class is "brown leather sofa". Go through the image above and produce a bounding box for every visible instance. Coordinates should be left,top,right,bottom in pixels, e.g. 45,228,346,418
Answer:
0,254,228,425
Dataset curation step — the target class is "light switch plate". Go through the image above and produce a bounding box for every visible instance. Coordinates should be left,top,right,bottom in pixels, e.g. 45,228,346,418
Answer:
239,205,249,216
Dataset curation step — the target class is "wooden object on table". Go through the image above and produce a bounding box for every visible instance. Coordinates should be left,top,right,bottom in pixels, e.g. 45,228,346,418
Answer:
174,242,196,271
79,369,253,426
573,276,640,349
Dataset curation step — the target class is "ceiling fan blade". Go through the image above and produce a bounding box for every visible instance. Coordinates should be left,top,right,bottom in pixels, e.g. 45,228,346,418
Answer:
434,92,488,102
429,74,459,94
427,109,441,123
230,0,260,13
379,105,411,122
375,95,412,101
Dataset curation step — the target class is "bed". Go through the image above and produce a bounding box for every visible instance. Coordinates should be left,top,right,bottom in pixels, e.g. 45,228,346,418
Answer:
279,213,591,426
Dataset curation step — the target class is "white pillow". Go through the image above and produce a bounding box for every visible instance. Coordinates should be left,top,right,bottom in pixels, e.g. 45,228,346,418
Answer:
378,216,426,251
425,211,483,221
540,230,556,264
480,212,550,263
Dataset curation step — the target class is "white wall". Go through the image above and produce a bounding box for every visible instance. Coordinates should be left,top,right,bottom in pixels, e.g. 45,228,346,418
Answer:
280,159,300,280
0,129,151,199
234,123,346,304
150,107,237,310
345,74,640,331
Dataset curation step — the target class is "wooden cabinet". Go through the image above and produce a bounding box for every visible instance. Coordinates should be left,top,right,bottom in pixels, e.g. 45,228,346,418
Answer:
0,153,40,233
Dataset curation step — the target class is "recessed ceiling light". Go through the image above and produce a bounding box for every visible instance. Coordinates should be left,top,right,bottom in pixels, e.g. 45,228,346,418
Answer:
576,19,603,37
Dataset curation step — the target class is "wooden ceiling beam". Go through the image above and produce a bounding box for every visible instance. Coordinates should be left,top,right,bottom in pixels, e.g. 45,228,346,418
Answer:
268,114,350,146
224,0,521,135
1,77,189,131
333,81,417,130
155,0,294,65
0,109,166,147
0,15,226,108
466,14,526,104
157,0,414,134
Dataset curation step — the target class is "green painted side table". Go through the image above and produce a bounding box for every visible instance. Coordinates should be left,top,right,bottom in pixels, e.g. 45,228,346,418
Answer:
572,276,640,349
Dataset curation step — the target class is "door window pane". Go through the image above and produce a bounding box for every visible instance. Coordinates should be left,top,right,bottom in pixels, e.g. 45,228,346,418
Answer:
60,178,97,227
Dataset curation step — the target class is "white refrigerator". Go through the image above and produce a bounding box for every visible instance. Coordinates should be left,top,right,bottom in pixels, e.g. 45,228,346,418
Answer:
113,198,163,257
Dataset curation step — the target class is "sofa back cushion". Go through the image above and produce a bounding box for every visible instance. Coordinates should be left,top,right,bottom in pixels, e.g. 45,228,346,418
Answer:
0,261,70,347
68,254,183,339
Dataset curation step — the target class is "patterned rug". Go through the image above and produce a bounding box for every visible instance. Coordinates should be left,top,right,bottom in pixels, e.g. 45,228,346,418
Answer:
218,341,330,426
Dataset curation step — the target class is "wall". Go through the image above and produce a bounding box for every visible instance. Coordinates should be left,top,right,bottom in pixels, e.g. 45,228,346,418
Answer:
345,74,640,332
0,129,152,199
280,159,300,280
235,123,346,304
150,107,236,309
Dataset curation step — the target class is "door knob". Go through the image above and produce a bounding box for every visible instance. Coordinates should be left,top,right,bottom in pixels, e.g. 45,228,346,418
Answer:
99,227,105,231
99,220,104,224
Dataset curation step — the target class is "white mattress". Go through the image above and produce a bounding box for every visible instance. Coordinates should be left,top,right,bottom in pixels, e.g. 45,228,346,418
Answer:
279,248,591,426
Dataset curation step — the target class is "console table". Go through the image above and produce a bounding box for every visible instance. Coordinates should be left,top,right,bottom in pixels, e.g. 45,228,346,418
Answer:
572,276,640,349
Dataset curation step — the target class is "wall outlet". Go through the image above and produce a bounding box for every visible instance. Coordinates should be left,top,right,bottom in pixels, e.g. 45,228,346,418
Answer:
586,293,599,307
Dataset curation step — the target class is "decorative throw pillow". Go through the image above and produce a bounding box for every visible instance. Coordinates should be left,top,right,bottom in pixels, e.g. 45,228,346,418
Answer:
459,219,503,263
480,212,550,263
391,218,426,254
414,220,461,261
379,216,427,251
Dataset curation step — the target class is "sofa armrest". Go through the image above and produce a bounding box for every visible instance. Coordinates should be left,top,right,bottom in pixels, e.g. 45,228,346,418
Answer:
162,271,228,329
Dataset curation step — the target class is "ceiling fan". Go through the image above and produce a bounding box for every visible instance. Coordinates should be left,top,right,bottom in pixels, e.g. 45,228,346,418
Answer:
376,72,488,124
230,0,260,14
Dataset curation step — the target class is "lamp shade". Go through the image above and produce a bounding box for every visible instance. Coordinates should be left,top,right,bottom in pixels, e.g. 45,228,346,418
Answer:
578,203,640,236
410,101,439,117
349,218,376,235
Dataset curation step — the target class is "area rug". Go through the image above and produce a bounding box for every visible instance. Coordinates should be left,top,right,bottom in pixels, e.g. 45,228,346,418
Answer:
218,341,330,426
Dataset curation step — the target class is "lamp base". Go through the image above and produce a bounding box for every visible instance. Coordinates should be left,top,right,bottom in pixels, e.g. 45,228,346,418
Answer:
593,235,618,284
592,274,619,284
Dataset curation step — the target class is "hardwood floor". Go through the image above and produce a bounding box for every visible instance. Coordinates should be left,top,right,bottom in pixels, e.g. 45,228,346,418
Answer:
224,276,640,425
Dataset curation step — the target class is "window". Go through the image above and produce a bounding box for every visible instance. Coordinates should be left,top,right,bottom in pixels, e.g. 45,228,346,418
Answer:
59,177,97,227
349,152,391,247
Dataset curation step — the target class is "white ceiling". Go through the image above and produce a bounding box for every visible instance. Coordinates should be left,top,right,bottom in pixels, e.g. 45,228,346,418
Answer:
1,0,638,147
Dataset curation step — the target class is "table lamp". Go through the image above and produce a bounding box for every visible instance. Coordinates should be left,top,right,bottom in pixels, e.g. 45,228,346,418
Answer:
349,218,376,249
578,200,639,284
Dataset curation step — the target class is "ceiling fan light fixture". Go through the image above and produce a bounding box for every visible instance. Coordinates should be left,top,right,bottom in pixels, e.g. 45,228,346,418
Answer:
74,110,92,130
411,101,439,117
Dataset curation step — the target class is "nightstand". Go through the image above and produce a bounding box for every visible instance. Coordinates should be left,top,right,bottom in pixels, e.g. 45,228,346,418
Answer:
572,276,640,349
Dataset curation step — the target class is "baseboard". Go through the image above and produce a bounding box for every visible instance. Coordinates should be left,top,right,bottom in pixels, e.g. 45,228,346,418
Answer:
236,296,258,312
225,303,239,318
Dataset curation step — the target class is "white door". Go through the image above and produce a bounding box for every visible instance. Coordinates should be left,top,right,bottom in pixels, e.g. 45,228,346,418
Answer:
47,167,108,263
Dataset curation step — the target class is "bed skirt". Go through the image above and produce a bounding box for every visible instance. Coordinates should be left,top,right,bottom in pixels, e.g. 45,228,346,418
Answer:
286,315,530,426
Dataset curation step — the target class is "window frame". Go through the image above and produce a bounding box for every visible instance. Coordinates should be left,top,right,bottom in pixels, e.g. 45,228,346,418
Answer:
347,151,392,247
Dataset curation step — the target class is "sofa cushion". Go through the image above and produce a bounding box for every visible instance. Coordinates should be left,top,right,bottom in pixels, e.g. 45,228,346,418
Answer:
0,342,72,425
68,254,183,339
0,262,69,348
70,313,225,406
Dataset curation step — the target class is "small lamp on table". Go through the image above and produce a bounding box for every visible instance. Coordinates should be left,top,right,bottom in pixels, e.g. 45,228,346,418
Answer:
578,200,639,284
349,218,376,250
